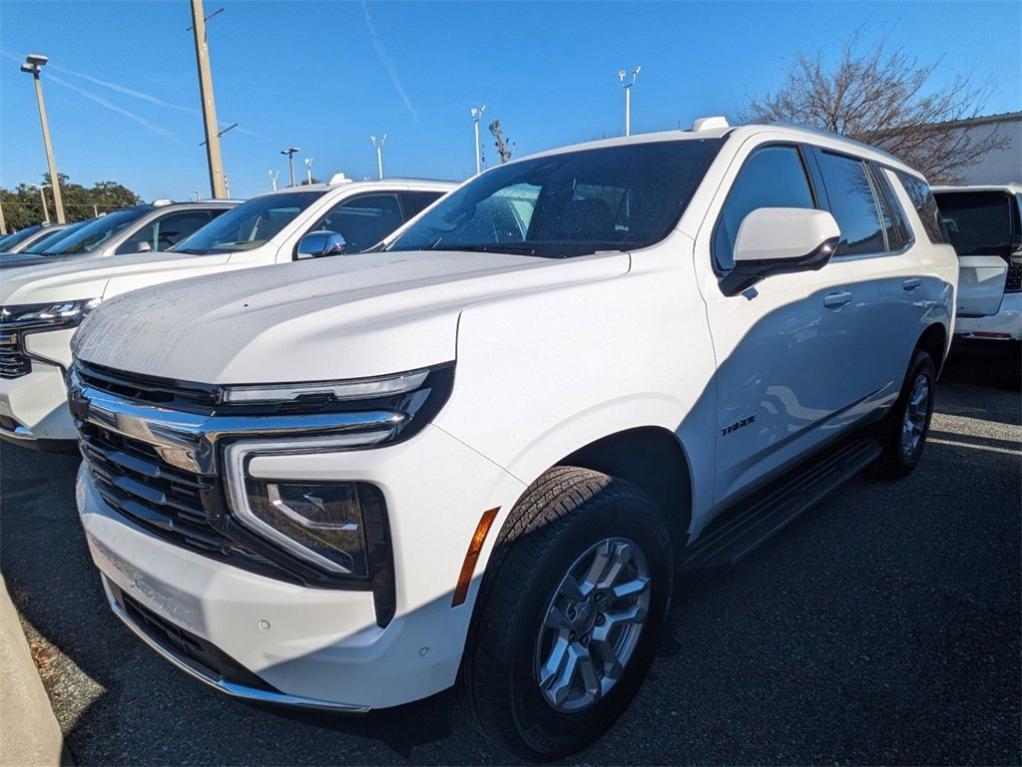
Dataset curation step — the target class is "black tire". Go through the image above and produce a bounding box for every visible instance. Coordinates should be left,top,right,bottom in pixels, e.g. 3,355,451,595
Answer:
873,349,936,479
458,466,673,762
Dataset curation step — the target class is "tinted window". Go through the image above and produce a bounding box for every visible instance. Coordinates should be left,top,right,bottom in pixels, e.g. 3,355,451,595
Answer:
934,191,1014,258
174,192,324,255
713,146,815,270
309,193,404,254
118,210,219,254
0,225,43,252
816,152,886,257
869,165,911,251
399,191,445,217
22,220,90,254
388,140,723,258
46,208,154,255
897,173,949,245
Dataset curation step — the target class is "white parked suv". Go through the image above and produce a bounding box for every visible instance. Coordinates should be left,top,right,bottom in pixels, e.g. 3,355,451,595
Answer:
70,120,957,759
933,184,1022,343
0,179,453,450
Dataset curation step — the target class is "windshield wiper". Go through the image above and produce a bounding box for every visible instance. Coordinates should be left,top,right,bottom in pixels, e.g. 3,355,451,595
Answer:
440,243,537,256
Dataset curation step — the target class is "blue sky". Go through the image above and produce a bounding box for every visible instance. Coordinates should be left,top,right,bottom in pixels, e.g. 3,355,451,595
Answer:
2,1,1019,201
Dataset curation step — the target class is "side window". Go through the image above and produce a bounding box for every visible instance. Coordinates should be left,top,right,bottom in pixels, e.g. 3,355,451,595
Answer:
398,191,444,217
896,172,950,245
154,211,215,250
309,193,404,254
816,151,885,257
712,145,815,271
869,164,912,251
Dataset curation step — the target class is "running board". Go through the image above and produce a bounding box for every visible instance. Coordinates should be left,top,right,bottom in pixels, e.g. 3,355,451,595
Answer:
683,438,881,569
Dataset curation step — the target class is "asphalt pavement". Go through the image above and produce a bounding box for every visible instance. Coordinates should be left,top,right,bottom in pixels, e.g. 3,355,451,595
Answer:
1,346,1019,765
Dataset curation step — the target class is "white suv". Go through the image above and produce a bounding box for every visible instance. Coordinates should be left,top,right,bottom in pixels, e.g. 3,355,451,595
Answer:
933,184,1022,343
70,120,957,759
0,179,453,450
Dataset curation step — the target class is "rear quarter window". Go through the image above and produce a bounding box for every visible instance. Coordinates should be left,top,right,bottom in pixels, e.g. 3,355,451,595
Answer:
896,173,950,245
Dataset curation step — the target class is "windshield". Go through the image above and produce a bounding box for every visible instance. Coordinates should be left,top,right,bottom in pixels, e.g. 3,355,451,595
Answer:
173,191,325,254
22,220,90,254
46,207,153,255
387,140,723,258
0,225,43,252
935,191,1016,259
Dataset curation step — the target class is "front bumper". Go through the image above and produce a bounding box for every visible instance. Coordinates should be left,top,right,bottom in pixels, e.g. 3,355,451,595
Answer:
955,292,1022,342
0,327,78,448
78,422,525,710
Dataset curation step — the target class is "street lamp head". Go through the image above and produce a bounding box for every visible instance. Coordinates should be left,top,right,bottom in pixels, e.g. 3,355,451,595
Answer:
280,147,300,156
20,63,38,74
618,70,626,83
633,65,642,77
25,53,48,67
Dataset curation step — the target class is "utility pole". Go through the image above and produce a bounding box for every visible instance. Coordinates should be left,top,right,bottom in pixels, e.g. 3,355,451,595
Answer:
93,203,99,217
268,170,279,191
369,134,386,180
190,0,227,198
470,105,486,175
280,147,300,186
20,54,65,223
36,185,51,225
0,200,7,235
617,66,641,137
305,157,314,184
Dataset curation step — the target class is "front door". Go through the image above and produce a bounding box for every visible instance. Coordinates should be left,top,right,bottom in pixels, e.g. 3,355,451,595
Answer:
694,140,859,505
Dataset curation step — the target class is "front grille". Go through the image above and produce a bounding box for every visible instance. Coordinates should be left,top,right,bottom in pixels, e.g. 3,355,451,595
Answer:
0,332,31,379
1006,263,1021,293
79,421,292,581
76,359,218,413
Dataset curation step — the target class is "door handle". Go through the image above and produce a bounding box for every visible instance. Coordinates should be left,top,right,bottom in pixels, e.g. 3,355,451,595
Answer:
823,291,852,308
903,278,922,291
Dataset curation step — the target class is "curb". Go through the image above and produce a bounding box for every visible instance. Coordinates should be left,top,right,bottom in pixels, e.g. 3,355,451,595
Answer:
0,574,72,766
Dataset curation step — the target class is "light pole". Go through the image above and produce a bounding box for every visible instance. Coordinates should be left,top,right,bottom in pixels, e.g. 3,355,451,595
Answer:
470,105,486,175
20,54,65,224
190,0,228,198
617,65,641,137
304,157,314,184
268,169,279,191
280,147,300,186
370,134,386,180
34,184,51,225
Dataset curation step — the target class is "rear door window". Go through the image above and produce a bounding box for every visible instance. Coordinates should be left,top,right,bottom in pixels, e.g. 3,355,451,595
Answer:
712,145,816,271
398,191,445,217
816,151,885,257
868,164,912,252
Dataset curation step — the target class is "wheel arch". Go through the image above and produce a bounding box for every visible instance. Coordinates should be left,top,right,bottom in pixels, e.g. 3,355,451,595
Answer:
555,426,694,549
917,321,949,374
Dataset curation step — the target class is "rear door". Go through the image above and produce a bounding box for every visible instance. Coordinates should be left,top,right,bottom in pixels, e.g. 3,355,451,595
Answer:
933,189,1016,317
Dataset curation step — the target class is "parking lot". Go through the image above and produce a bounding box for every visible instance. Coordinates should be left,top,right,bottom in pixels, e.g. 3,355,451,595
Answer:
1,348,1018,766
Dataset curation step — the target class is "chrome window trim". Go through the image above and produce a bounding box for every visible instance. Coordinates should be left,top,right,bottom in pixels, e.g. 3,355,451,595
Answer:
68,369,405,475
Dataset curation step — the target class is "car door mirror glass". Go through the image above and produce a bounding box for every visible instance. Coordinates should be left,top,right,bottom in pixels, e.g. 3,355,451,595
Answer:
296,230,347,259
722,208,840,296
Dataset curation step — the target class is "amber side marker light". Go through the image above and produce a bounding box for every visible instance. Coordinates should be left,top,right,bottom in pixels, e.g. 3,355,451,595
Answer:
452,507,500,607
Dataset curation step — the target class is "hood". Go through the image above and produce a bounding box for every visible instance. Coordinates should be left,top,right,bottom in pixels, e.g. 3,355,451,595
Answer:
73,249,630,384
0,252,232,306
0,253,76,269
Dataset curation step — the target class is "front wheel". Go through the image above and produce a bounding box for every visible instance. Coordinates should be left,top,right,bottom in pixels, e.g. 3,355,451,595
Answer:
458,467,673,761
873,349,936,478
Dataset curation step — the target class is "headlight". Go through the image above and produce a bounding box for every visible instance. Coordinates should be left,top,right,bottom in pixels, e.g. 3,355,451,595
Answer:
222,368,428,404
0,298,101,330
224,435,390,578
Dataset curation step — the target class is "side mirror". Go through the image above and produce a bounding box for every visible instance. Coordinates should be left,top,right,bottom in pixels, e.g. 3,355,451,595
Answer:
297,230,347,259
721,208,841,296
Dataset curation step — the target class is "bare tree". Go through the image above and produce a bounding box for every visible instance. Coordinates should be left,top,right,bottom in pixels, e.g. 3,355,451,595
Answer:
746,30,1006,183
489,120,517,164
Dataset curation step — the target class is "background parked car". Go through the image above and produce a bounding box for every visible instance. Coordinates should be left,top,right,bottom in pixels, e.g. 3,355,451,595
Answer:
0,219,92,264
1,200,238,269
933,184,1022,344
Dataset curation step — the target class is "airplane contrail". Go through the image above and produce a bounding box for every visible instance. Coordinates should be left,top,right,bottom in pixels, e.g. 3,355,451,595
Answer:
46,73,179,142
360,0,419,123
